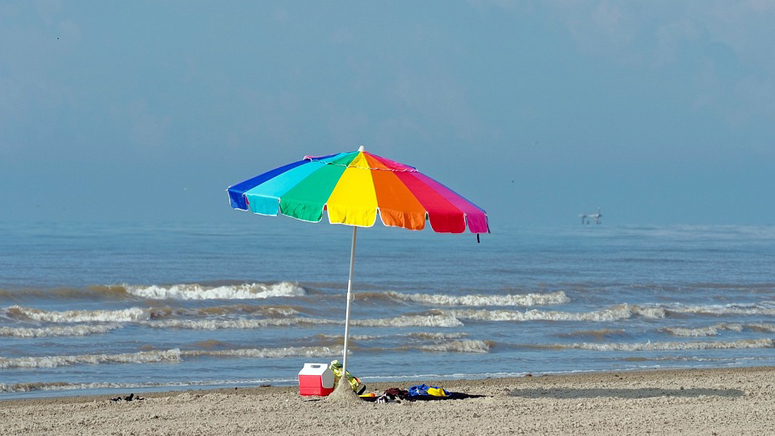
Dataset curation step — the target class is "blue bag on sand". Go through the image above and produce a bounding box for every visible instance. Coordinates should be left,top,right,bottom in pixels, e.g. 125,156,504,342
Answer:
408,384,449,397
408,384,430,397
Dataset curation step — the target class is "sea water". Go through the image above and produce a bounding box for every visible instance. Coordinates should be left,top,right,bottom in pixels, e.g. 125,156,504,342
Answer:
1,220,774,399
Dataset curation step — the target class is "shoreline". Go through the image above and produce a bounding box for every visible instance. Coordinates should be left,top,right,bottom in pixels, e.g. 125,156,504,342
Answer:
0,364,761,404
2,366,773,435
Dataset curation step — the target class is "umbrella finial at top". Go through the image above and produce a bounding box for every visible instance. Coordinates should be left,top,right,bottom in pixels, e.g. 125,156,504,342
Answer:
358,145,365,152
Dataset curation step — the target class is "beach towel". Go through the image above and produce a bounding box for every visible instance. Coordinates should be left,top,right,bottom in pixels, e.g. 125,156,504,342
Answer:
360,386,484,403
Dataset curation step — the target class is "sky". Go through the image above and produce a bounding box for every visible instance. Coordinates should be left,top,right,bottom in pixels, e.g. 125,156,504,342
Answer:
1,0,773,226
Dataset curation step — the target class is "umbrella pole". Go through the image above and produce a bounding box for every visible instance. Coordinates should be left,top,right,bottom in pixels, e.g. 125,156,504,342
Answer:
341,225,357,380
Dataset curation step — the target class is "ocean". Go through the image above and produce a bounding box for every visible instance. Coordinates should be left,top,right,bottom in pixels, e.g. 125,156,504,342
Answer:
1,219,774,400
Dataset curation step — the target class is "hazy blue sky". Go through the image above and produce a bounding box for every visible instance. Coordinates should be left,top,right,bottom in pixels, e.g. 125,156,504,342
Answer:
1,1,773,226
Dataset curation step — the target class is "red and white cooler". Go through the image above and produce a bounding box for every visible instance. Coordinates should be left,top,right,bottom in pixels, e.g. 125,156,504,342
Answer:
298,363,335,396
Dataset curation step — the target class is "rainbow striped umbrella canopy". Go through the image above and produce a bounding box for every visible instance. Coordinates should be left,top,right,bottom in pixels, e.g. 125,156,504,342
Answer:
226,146,488,381
227,146,489,234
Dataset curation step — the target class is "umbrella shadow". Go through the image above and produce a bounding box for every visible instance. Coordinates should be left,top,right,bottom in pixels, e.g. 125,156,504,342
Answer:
509,387,744,399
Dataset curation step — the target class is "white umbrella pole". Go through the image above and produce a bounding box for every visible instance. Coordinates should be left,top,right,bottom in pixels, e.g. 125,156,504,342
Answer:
341,225,358,380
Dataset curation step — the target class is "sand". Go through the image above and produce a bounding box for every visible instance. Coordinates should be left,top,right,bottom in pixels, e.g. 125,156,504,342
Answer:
2,366,774,435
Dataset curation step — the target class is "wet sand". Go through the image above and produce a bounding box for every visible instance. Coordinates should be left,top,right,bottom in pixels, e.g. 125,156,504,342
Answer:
2,366,773,435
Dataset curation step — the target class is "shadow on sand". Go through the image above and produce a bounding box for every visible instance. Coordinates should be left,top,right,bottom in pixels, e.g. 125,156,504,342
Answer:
509,387,744,399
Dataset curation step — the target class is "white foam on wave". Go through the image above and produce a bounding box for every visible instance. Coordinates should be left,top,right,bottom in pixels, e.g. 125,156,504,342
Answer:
181,346,337,359
179,306,301,318
433,304,664,323
748,323,775,333
0,324,121,338
352,314,463,328
630,305,668,319
407,331,468,340
142,314,463,330
316,332,468,341
555,338,774,352
0,380,159,394
0,346,337,370
664,303,775,316
124,282,305,300
142,318,339,330
6,306,151,323
383,290,570,306
0,378,286,394
660,323,744,337
661,322,775,337
0,349,182,369
257,307,300,317
1,381,76,393
414,340,490,353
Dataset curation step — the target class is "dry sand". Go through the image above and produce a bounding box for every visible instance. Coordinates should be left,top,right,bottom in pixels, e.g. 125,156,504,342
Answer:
2,366,773,435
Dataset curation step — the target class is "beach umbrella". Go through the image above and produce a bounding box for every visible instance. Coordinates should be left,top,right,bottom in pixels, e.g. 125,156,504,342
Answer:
226,146,489,377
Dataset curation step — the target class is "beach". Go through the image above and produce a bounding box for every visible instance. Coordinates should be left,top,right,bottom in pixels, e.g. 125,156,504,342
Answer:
2,366,773,435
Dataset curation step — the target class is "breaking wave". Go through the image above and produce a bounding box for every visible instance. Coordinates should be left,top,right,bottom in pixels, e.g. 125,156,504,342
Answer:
412,340,491,353
747,323,775,333
124,282,305,300
352,314,463,328
0,378,284,394
0,380,157,394
0,286,131,301
664,303,775,317
557,329,626,340
660,324,744,337
189,343,486,358
662,323,775,337
142,314,463,330
316,332,468,341
0,324,121,338
1,381,78,393
375,290,570,306
150,305,301,319
549,338,774,352
142,318,340,330
407,331,468,340
0,283,306,302
3,304,300,324
0,349,182,369
181,346,337,359
6,306,151,323
431,304,664,323
0,346,336,370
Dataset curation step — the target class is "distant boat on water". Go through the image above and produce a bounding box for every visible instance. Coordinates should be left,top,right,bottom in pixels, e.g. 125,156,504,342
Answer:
580,208,602,224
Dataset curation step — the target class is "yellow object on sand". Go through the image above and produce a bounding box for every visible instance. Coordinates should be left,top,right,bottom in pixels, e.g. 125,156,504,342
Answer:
329,360,365,394
427,387,449,397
